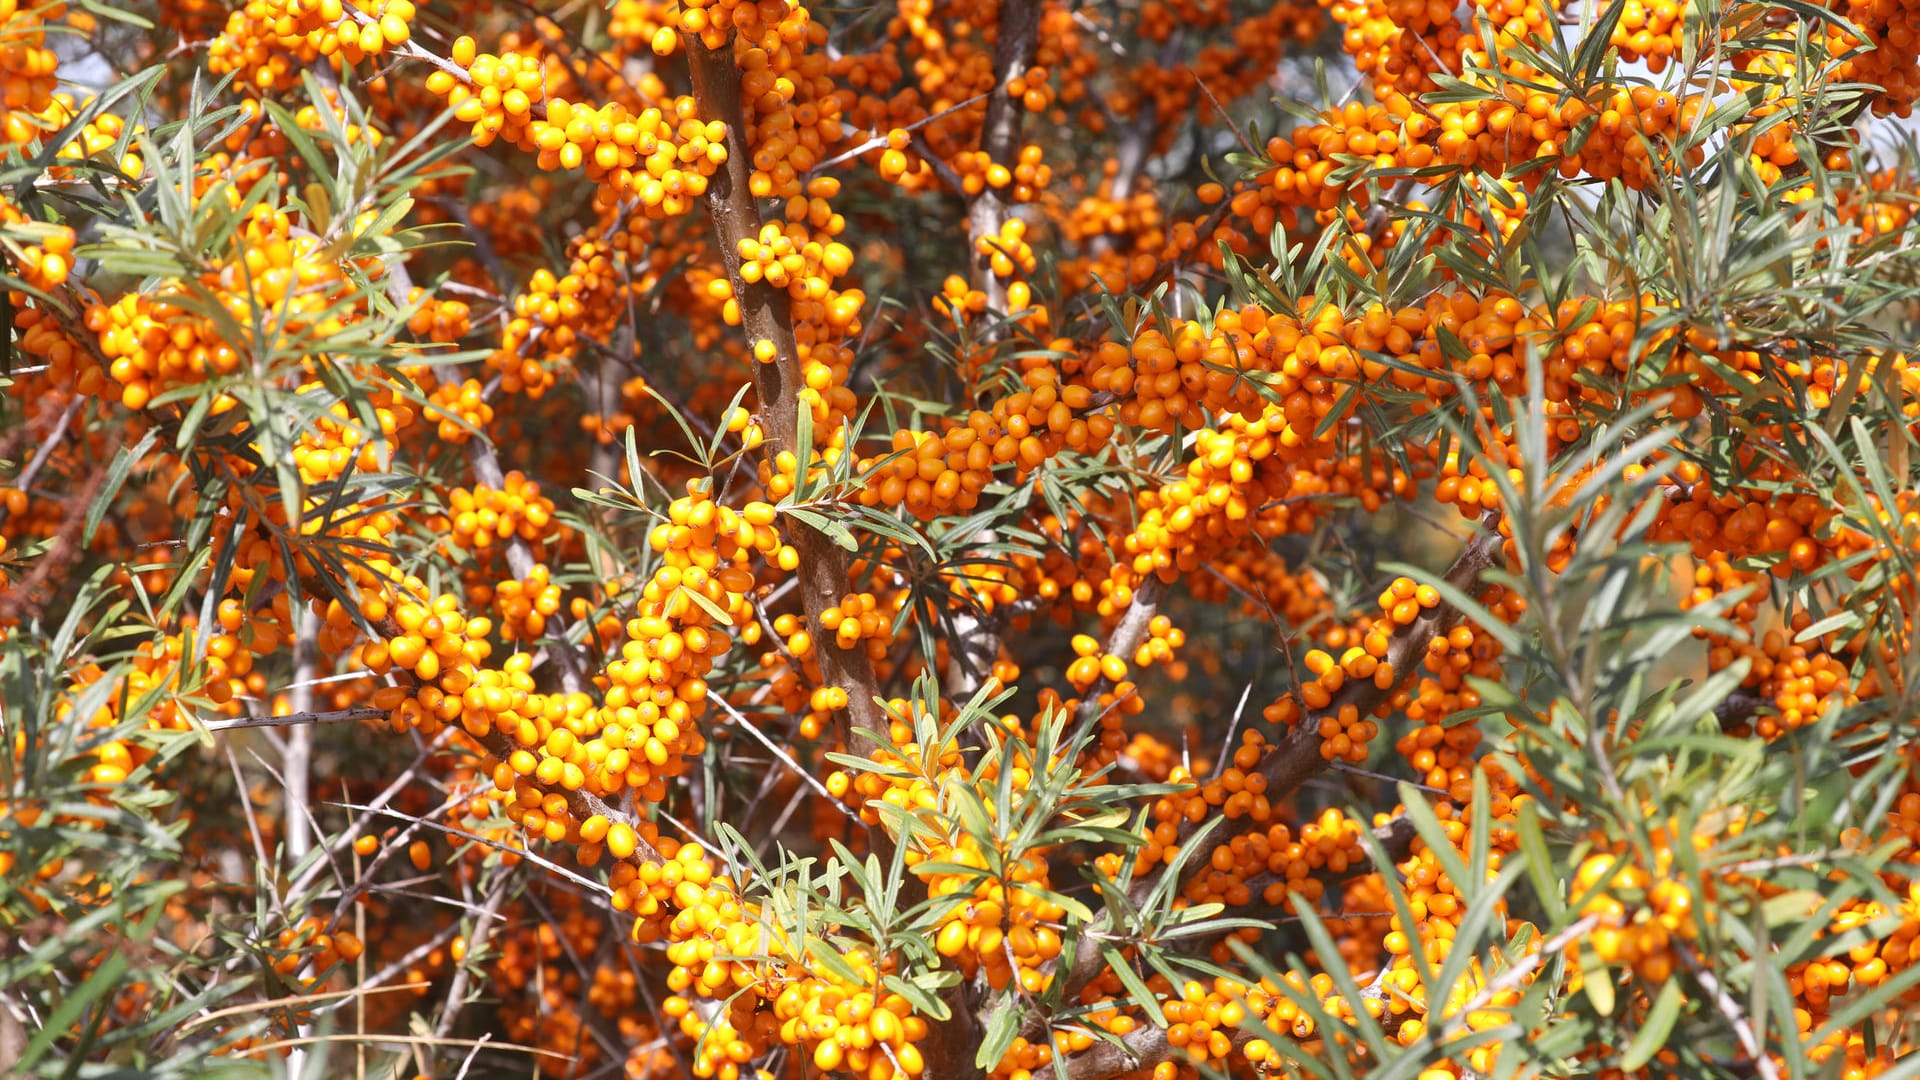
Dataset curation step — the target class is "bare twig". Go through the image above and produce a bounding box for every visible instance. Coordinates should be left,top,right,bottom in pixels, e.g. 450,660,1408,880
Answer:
1679,944,1782,1080
285,610,319,865
203,706,387,732
807,92,993,176
0,396,81,530
432,870,515,1043
708,693,861,822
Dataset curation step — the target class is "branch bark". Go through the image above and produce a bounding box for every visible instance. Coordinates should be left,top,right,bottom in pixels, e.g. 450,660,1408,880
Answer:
462,438,591,697
204,706,388,732
1075,576,1168,727
1253,519,1504,798
966,0,1042,311
284,608,320,864
682,34,890,757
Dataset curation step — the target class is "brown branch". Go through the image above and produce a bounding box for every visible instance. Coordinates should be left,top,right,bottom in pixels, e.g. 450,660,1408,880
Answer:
682,33,889,757
202,706,389,732
1254,518,1504,799
432,870,514,1045
462,438,591,697
1075,576,1168,726
965,0,1042,311
911,133,969,196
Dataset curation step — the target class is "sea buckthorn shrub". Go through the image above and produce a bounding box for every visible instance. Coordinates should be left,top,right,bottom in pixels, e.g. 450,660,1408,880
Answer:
9,0,1920,1076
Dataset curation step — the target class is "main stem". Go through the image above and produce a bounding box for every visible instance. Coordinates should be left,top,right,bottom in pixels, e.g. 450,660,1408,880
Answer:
682,35,888,758
965,0,1041,315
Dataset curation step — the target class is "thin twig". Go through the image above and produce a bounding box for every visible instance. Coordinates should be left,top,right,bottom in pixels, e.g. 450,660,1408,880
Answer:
432,870,515,1044
1679,944,1783,1080
203,706,388,732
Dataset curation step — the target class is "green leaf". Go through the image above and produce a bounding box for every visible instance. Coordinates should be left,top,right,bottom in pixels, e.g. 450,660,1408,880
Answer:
16,948,128,1070
1762,889,1824,928
884,973,956,1022
1620,977,1683,1071
1102,944,1166,1025
976,995,1020,1070
1516,800,1565,922
783,506,859,552
806,938,865,988
1578,944,1615,1017
84,430,158,548
678,584,735,627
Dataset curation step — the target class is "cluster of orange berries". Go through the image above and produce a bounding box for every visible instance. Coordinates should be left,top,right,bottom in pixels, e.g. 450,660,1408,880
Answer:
644,837,937,1078
928,844,1065,991
1574,845,1701,984
10,305,101,395
444,471,560,556
290,382,414,485
46,95,144,179
491,243,622,397
1187,805,1372,916
361,565,702,862
1840,169,1920,240
975,217,1038,279
856,370,1115,519
815,590,900,657
366,587,496,687
829,705,1081,1002
605,0,674,53
422,375,494,442
1551,87,1702,186
1114,416,1309,597
950,144,1053,201
1062,618,1184,690
1152,979,1258,1069
1607,0,1685,70
735,219,856,294
426,37,727,217
1116,746,1272,878
871,128,924,185
1368,789,1529,1057
0,0,59,145
110,627,253,720
488,565,565,641
86,203,355,410
210,0,418,92
1244,47,1704,227
404,288,470,343
270,915,364,985
0,193,74,293
1824,0,1920,115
